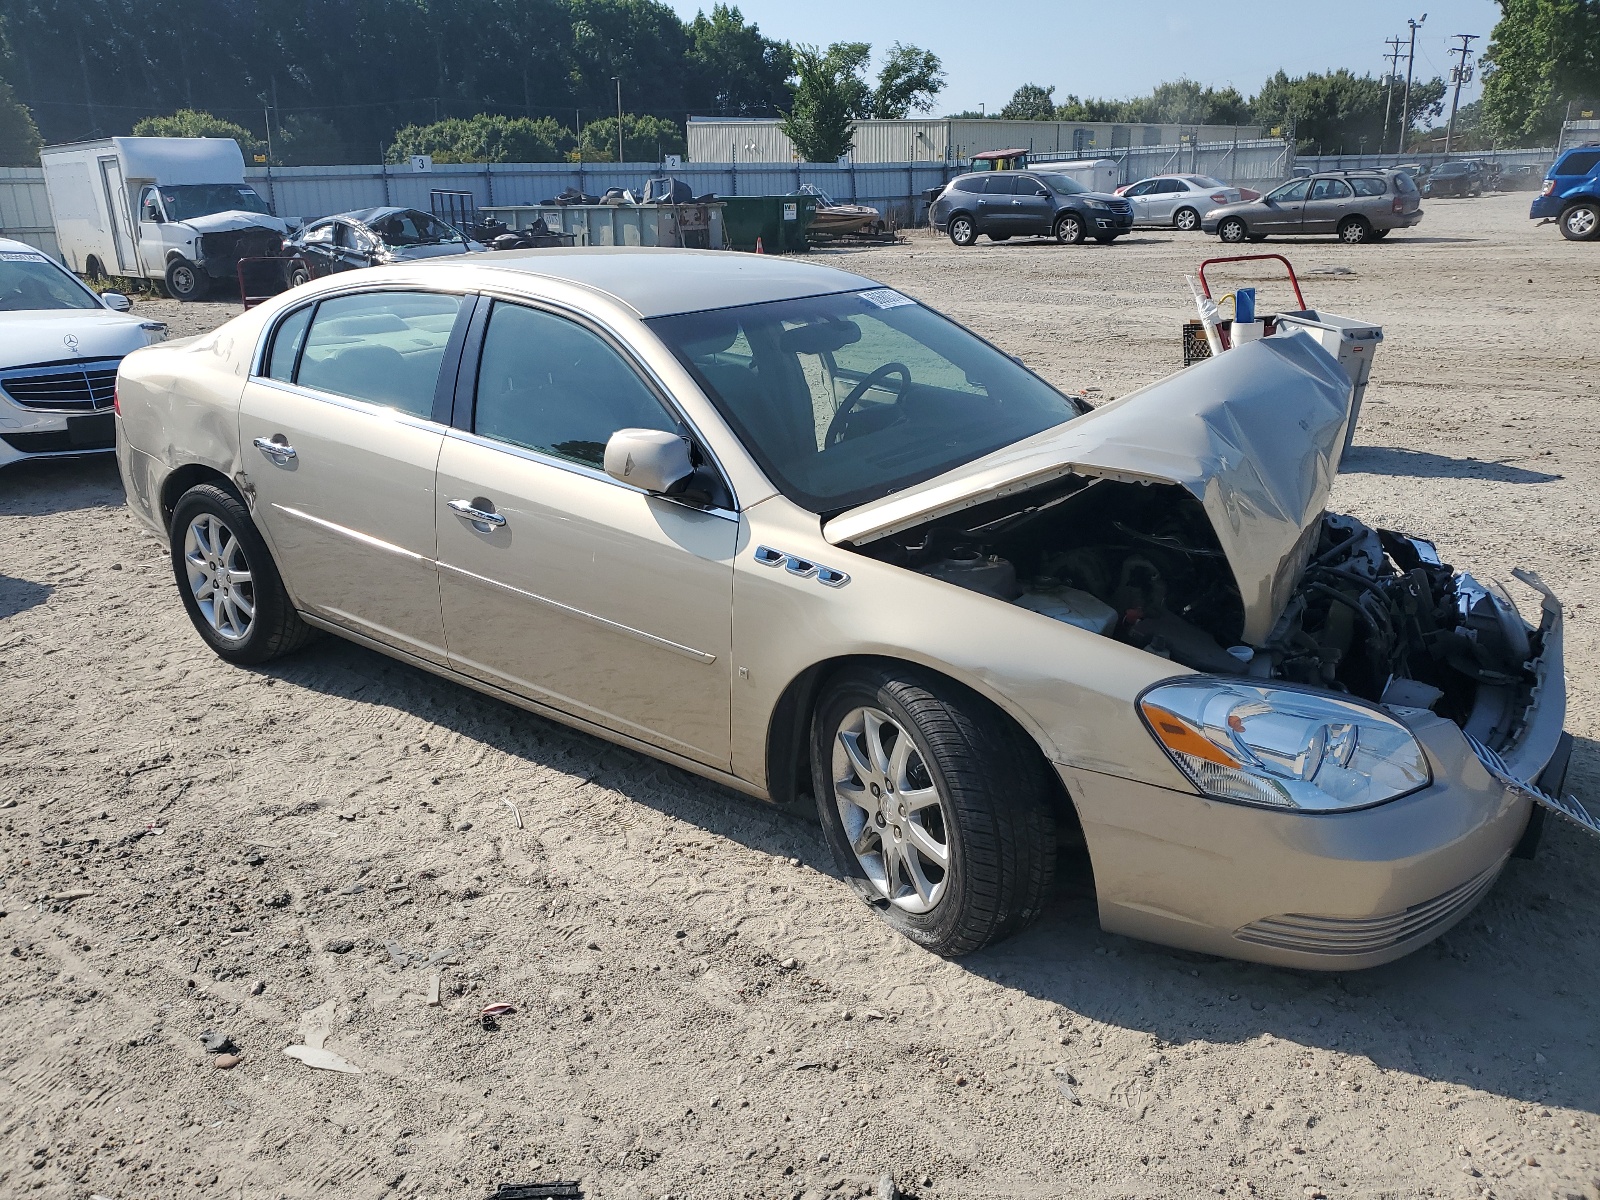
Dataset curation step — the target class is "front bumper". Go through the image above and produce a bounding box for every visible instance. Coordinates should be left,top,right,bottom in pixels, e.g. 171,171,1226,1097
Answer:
1061,574,1570,970
1529,194,1564,220
1085,209,1133,232
0,358,121,468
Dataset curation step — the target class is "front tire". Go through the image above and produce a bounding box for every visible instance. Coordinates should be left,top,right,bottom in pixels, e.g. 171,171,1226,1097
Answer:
1173,206,1200,231
947,214,977,247
1338,216,1372,244
164,257,208,301
1218,216,1248,243
811,664,1056,956
169,484,315,665
1559,202,1599,241
1053,212,1085,244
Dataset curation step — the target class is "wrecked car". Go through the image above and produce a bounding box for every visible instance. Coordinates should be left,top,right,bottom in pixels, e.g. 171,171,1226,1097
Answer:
113,251,1583,967
283,208,482,284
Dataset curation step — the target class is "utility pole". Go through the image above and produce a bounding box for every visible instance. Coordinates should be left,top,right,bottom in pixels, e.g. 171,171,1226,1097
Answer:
1444,33,1479,154
614,77,624,164
1397,13,1427,155
1382,36,1404,154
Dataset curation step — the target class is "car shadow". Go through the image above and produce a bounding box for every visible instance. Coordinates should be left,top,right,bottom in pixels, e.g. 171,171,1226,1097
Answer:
1342,445,1562,484
0,574,52,620
266,632,1600,1113
965,733,1600,1116
0,455,126,516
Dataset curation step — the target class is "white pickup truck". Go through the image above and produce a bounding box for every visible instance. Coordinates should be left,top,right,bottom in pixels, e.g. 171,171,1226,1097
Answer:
40,136,289,301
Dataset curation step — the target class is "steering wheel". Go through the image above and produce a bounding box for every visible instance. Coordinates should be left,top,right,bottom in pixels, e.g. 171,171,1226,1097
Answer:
824,362,910,446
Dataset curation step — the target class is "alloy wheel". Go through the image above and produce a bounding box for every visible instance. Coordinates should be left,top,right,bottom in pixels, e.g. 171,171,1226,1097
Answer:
1174,208,1199,231
1566,206,1597,238
1219,218,1247,243
831,706,950,914
183,513,255,641
949,216,974,246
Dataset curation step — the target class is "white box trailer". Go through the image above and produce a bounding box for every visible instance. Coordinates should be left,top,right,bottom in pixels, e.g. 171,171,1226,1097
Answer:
40,137,288,300
1028,156,1122,194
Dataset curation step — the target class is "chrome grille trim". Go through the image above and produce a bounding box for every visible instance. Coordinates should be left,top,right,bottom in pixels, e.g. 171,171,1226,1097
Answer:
1233,858,1504,956
0,358,122,413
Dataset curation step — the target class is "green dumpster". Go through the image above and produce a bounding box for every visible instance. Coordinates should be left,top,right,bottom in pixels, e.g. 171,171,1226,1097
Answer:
720,195,818,252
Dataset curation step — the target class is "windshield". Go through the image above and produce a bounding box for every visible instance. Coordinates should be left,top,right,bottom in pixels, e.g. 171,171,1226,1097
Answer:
157,184,270,221
649,290,1084,513
1037,173,1087,195
366,209,464,246
1436,163,1469,174
0,251,101,311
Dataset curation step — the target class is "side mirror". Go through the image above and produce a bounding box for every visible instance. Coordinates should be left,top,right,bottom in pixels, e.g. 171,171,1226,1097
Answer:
604,428,694,496
102,292,132,312
1035,187,1050,197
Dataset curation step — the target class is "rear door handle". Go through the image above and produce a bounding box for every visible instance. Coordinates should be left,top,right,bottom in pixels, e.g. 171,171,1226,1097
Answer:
253,435,296,462
448,498,506,527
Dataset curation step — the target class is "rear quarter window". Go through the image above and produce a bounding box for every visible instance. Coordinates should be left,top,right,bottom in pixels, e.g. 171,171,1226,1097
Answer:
1350,177,1388,197
1556,149,1600,176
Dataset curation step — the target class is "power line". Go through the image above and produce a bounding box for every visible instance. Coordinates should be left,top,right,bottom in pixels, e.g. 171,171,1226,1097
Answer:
1382,36,1404,152
1444,33,1480,154
1397,12,1427,156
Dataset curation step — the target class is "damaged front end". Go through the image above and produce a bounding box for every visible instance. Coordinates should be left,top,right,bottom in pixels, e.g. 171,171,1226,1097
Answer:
826,330,1582,832
195,227,286,282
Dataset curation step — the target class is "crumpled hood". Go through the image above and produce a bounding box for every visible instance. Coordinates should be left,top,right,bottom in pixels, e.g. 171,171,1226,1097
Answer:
0,310,155,370
823,332,1355,644
182,210,290,236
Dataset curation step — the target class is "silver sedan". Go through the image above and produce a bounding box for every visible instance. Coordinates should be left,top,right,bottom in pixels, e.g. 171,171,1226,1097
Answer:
113,249,1577,966
1120,174,1246,230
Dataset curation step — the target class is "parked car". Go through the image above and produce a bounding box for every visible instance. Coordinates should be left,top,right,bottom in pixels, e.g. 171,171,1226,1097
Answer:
1202,170,1423,244
1422,160,1486,198
930,170,1134,245
1120,175,1246,231
0,238,165,470
1530,145,1600,241
115,249,1573,967
283,207,482,283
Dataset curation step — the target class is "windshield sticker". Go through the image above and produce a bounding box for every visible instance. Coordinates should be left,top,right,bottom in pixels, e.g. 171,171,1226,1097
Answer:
0,251,48,262
857,288,914,310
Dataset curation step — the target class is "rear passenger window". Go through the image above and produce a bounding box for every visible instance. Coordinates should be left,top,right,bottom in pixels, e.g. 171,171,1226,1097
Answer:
1557,150,1600,176
266,305,312,381
982,175,1017,195
472,302,684,469
1349,177,1388,197
294,291,464,419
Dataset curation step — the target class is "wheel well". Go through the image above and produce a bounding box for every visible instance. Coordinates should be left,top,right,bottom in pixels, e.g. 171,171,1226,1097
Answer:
764,654,1086,851
159,465,243,532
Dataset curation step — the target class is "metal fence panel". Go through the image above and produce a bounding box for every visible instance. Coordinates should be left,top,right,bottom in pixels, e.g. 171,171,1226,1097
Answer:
0,166,59,257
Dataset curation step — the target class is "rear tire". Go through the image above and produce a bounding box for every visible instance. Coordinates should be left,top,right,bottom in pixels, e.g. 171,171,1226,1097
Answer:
84,256,107,283
947,214,977,247
287,261,312,287
811,663,1057,956
1559,201,1599,241
1218,216,1248,243
1173,206,1200,231
164,257,209,301
1053,212,1085,244
169,484,315,665
1337,216,1372,244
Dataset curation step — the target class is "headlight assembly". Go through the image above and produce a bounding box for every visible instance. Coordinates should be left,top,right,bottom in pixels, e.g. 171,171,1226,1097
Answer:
1084,199,1111,210
1139,678,1431,811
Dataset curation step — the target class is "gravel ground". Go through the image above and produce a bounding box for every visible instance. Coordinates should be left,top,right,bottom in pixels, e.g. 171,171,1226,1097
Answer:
3,191,1598,1200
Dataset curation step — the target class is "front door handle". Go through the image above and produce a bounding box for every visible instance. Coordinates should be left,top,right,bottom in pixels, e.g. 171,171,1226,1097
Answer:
253,435,296,462
448,498,506,527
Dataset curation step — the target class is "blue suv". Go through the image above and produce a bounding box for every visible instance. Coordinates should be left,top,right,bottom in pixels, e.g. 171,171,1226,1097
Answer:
1531,145,1600,240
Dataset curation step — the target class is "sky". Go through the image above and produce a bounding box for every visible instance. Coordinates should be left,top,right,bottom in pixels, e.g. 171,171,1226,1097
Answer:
665,0,1504,116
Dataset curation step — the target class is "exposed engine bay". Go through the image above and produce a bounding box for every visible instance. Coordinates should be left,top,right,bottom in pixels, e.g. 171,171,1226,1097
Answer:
857,476,1555,745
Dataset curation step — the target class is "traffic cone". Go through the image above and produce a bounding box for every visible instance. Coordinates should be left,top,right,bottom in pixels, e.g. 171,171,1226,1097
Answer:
754,236,764,254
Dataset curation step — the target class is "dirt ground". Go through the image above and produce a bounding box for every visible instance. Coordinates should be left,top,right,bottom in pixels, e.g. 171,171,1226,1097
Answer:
3,191,1599,1200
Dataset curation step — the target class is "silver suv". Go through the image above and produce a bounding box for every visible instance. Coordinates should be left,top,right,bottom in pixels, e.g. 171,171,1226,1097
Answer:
1201,170,1424,244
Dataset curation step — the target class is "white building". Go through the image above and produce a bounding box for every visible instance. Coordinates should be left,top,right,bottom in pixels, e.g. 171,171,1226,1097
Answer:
688,117,1263,164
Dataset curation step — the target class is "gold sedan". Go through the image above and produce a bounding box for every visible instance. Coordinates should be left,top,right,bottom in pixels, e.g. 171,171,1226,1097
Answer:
114,249,1576,964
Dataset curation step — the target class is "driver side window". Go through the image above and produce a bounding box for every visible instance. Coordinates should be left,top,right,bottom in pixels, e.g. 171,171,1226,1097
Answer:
140,188,163,223
1274,179,1313,202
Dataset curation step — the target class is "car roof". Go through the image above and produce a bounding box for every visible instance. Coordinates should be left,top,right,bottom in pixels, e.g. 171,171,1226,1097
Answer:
424,247,875,319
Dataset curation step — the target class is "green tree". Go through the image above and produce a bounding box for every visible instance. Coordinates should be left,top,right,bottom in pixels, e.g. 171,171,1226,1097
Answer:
999,83,1057,120
871,43,944,118
685,4,793,115
780,42,865,161
386,114,573,163
574,112,685,160
1482,0,1600,143
0,76,42,166
1252,69,1441,152
275,114,346,166
133,108,264,157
